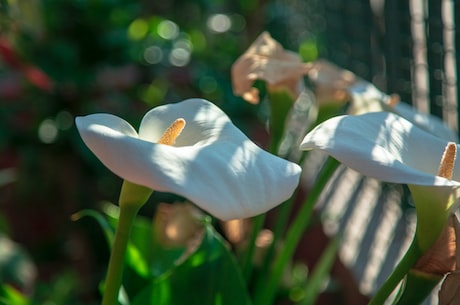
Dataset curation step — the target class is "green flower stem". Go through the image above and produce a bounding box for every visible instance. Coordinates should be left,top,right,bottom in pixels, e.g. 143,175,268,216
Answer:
253,193,296,294
243,90,293,283
268,90,295,153
101,203,140,305
391,269,442,305
253,157,339,305
368,239,423,305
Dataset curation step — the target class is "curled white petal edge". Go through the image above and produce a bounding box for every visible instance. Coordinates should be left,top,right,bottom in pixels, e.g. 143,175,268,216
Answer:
299,112,460,188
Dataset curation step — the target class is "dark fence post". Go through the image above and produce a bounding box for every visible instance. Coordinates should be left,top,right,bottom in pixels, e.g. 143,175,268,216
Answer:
455,0,460,130
427,0,444,119
384,0,413,105
323,0,374,81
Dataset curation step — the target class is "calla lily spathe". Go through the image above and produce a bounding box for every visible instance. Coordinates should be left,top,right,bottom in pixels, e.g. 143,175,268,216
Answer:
348,80,459,141
306,60,458,141
76,98,301,220
300,112,460,251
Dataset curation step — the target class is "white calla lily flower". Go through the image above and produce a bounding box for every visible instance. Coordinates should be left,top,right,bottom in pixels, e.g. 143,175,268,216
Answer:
306,60,458,141
300,111,460,251
76,98,301,220
348,81,458,141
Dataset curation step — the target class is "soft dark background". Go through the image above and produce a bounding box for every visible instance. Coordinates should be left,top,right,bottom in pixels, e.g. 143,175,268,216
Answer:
1,0,458,304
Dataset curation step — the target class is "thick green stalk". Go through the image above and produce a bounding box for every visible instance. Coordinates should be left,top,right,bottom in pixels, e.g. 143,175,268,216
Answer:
391,269,441,305
253,158,339,305
101,204,140,305
368,239,423,305
243,90,293,283
268,90,295,153
256,196,295,283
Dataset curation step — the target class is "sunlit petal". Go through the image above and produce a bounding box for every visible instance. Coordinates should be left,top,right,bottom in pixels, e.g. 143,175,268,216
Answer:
348,80,458,141
300,111,460,250
76,99,301,220
76,113,139,139
300,112,460,186
138,98,231,146
390,101,458,142
308,60,458,141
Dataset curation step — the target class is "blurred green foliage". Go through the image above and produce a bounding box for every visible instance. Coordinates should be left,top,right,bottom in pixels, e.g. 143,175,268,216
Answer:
76,203,251,305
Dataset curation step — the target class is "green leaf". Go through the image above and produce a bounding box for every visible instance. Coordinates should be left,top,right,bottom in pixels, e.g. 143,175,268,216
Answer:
149,225,189,279
300,236,340,305
0,285,29,305
131,224,251,305
72,207,149,279
100,202,186,279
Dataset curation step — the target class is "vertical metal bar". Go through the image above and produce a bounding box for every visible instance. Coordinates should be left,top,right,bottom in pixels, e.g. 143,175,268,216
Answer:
323,0,348,66
455,0,460,131
323,0,374,81
441,0,458,132
426,0,444,118
409,0,430,113
384,0,413,104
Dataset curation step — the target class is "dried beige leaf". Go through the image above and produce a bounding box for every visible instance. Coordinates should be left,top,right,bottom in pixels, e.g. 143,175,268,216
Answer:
306,59,358,104
221,218,251,245
438,214,460,304
439,271,460,305
231,31,310,104
253,229,274,266
414,214,459,275
154,202,204,248
306,59,357,89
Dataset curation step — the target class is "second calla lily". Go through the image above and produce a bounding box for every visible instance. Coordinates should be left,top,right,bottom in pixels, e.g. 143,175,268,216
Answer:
307,60,459,141
300,112,460,252
76,98,301,220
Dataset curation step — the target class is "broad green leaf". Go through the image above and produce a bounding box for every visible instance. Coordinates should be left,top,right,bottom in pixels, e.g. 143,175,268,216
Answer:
131,224,251,305
149,224,189,279
72,208,149,279
100,202,186,278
